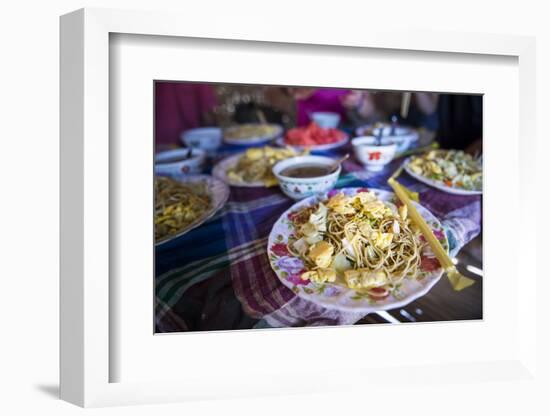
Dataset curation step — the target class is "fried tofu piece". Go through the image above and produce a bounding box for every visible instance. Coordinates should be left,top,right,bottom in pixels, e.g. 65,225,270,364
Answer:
344,269,388,289
308,241,334,268
301,268,336,283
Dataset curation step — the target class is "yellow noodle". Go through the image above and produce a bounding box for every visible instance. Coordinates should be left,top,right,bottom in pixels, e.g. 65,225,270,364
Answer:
289,191,425,293
154,176,211,242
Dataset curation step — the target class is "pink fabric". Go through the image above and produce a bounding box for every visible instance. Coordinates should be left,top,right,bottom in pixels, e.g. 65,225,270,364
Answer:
155,82,217,146
296,88,349,126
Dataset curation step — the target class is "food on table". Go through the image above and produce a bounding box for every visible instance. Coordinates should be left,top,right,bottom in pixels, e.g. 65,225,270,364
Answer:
224,123,280,141
407,150,482,191
287,190,425,299
155,176,211,242
226,146,306,186
284,122,346,147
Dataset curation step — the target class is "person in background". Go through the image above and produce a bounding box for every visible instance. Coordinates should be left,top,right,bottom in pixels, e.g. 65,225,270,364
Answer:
232,86,294,127
155,82,218,151
435,94,482,153
342,90,439,131
262,86,297,127
292,88,350,126
341,90,378,125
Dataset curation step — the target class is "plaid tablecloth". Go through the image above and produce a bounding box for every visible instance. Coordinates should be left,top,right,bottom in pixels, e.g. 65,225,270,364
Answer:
155,152,482,331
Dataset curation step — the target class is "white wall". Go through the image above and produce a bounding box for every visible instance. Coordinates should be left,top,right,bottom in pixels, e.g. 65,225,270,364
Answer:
0,0,548,414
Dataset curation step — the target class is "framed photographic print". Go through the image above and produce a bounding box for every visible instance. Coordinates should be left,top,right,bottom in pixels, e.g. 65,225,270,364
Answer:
60,7,542,409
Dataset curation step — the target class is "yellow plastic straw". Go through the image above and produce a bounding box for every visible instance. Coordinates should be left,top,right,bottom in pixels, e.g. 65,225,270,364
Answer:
388,177,475,291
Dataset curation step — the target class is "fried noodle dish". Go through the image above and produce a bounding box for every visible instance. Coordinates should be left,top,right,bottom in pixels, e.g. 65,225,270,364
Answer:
288,191,425,299
155,176,211,242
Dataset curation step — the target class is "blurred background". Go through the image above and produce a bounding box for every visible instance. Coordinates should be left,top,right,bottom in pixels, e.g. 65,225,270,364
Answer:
155,82,482,155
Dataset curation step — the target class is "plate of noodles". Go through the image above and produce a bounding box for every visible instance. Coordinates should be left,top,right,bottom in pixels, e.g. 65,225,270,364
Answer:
155,174,229,246
267,187,448,312
223,123,283,145
212,146,307,187
404,150,482,195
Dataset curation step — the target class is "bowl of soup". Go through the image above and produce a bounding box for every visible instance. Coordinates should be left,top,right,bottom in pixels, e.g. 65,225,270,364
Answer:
272,155,341,200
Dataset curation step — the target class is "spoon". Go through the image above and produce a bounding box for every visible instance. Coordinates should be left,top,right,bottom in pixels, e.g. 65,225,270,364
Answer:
389,114,398,136
376,126,384,146
329,154,349,173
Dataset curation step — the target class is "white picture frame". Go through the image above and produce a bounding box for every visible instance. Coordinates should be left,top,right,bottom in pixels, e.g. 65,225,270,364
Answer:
60,7,542,408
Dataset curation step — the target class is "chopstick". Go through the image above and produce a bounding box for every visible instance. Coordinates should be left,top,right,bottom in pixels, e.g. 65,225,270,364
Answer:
400,92,412,119
398,141,439,159
387,176,475,291
256,109,267,124
389,164,419,202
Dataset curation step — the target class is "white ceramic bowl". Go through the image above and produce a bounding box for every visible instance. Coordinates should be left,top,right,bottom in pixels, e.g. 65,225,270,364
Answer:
310,112,341,128
375,126,417,153
355,125,419,153
351,136,397,172
155,148,206,175
180,127,223,152
272,155,341,200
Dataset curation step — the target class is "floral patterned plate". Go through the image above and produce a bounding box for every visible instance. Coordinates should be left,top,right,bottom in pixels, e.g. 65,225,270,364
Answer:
267,187,448,313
